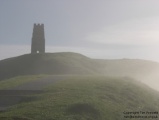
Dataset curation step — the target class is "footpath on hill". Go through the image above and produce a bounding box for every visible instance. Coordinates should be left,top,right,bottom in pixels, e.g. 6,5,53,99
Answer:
0,75,70,111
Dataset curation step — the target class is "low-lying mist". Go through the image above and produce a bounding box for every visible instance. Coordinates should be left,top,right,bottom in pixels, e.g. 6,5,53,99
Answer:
97,59,159,91
135,71,159,91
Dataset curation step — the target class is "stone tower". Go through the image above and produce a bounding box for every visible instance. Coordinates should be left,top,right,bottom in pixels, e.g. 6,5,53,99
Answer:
31,23,45,53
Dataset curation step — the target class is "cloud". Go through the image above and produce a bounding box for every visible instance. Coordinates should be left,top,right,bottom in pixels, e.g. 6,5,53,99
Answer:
86,17,159,46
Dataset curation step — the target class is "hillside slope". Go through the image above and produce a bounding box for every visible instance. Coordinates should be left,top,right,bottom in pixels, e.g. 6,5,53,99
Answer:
0,76,159,120
1,52,159,90
0,52,101,80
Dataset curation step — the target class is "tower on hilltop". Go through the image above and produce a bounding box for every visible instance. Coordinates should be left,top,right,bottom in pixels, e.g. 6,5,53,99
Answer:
31,23,45,54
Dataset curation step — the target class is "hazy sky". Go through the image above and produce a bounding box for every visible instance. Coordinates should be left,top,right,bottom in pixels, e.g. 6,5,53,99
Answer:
1,0,159,61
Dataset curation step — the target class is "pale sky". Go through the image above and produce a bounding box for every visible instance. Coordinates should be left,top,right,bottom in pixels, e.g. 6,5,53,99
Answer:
1,0,159,61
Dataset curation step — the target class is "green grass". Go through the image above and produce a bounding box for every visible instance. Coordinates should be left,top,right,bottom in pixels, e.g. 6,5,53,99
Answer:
2,52,159,81
0,75,47,90
0,76,159,120
0,52,99,80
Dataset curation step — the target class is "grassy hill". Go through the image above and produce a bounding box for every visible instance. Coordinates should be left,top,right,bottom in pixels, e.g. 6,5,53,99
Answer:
1,52,159,90
1,52,159,80
1,53,159,119
0,52,101,80
0,75,159,120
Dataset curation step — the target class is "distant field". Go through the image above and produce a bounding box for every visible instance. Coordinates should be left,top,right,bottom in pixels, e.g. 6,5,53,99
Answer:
0,75,159,120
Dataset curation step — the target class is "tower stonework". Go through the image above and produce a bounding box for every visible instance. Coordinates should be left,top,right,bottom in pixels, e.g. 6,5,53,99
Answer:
31,23,45,54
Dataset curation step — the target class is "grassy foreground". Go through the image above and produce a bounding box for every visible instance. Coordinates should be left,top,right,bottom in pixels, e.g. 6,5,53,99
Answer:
0,76,159,120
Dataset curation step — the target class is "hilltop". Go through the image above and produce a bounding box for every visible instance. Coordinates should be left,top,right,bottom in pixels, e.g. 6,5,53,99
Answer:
0,52,100,80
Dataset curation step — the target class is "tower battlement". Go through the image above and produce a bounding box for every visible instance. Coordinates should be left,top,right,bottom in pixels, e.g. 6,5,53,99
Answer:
34,23,44,27
31,23,45,54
